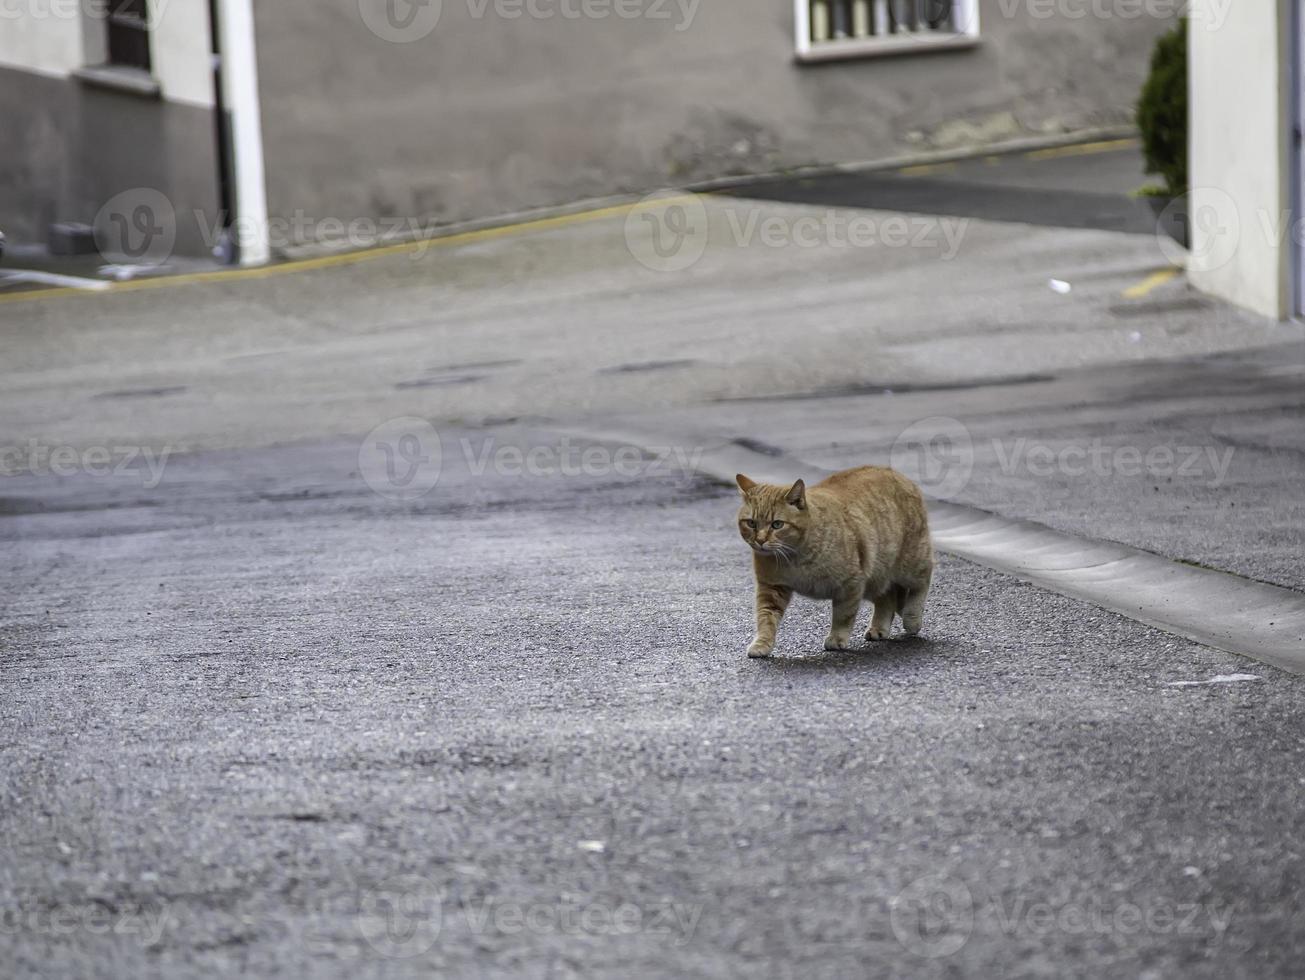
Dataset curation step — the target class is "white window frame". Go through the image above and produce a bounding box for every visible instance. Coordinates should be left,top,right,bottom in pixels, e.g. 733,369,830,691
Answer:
795,0,980,63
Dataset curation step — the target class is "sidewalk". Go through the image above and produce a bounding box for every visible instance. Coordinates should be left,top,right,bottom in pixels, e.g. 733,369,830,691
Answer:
607,337,1305,594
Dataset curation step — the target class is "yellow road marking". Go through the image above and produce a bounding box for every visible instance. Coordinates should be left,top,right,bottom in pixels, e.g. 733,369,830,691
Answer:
897,161,958,177
1025,137,1138,161
0,195,697,307
1122,266,1181,299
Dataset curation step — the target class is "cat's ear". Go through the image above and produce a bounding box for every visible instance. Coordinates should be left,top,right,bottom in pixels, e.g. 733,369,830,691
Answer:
736,474,757,494
785,479,806,508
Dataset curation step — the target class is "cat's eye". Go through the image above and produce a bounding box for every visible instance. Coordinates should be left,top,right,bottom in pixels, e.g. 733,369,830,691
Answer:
743,519,757,529
771,520,785,529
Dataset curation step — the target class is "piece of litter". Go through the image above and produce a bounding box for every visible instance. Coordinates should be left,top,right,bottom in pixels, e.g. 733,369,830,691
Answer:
1183,866,1201,877
99,264,164,282
1164,673,1262,687
577,840,606,853
1048,278,1072,294
1128,331,1142,343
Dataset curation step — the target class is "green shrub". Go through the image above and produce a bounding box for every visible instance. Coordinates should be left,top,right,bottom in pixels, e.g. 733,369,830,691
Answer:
1136,21,1188,197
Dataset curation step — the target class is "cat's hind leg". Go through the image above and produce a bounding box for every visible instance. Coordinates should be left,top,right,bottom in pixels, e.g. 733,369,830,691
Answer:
824,588,862,651
898,568,933,636
865,587,896,641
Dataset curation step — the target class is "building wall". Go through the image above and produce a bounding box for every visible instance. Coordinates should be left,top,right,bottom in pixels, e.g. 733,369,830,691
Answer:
252,0,1176,245
0,1,219,254
1187,2,1293,320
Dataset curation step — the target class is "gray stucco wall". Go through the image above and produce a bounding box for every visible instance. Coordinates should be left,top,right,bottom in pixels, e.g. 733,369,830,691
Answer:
0,65,221,257
252,0,1172,240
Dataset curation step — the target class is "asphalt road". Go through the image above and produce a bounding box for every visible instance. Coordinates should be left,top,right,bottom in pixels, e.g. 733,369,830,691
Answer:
4,428,1304,978
4,141,1305,978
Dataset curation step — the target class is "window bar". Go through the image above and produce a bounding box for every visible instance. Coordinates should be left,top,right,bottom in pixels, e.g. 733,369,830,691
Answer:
890,0,916,35
852,0,870,38
811,0,831,42
832,0,850,39
873,0,889,37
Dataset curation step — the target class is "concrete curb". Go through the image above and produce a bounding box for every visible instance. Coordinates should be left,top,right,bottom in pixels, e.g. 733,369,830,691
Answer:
685,126,1139,193
279,127,1139,261
565,425,1305,676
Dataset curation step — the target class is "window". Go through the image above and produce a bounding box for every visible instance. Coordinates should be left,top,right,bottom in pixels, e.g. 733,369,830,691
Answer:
106,0,152,72
795,0,980,62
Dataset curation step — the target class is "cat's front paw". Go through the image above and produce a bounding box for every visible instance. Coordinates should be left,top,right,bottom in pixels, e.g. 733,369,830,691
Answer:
747,638,774,658
823,634,852,651
865,626,890,641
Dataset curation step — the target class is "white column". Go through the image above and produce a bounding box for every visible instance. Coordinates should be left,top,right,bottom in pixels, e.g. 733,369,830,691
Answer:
214,0,270,265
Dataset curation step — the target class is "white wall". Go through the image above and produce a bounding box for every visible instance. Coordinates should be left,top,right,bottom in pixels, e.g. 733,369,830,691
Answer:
1187,0,1292,320
152,0,214,107
0,5,84,76
0,0,212,107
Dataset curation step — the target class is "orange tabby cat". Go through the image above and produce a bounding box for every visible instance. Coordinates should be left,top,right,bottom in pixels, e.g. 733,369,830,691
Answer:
735,467,933,657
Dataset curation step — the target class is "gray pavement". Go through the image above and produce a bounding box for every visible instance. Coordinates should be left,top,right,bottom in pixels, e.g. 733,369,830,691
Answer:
4,143,1305,977
717,141,1160,235
4,430,1304,978
614,339,1305,594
